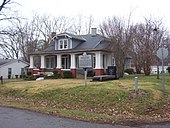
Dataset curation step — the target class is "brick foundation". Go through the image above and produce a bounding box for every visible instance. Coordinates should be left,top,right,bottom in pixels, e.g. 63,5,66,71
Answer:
95,69,104,76
56,68,62,77
71,69,76,78
40,68,46,72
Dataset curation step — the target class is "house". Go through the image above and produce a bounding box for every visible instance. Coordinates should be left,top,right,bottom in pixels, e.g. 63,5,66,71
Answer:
29,28,131,77
0,59,29,79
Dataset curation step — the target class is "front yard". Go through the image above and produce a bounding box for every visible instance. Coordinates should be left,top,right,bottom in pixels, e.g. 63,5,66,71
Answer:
0,75,170,125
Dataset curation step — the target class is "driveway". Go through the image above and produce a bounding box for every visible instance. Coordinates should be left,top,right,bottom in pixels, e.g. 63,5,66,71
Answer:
0,107,169,128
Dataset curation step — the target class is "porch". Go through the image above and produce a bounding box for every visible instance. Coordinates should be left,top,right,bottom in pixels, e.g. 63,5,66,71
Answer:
29,51,115,78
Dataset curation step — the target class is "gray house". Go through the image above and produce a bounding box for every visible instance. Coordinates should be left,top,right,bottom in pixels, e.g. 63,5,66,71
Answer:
29,28,131,77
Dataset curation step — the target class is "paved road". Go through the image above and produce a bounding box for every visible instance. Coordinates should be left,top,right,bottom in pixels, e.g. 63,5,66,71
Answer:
0,107,170,128
0,107,131,128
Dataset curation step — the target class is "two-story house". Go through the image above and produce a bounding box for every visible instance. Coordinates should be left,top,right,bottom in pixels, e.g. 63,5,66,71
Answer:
29,28,119,77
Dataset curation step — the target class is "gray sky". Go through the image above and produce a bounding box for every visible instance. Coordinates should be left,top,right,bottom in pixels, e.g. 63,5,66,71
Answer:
14,0,170,28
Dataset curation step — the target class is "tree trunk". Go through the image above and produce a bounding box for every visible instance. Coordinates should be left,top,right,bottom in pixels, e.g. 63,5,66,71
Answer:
144,64,151,76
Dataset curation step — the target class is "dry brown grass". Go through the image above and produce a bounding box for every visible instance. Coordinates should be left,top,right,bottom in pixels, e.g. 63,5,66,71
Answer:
4,79,101,93
1,75,170,125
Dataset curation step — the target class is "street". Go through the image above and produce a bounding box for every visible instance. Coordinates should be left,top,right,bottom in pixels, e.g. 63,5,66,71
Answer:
0,107,130,128
0,107,170,128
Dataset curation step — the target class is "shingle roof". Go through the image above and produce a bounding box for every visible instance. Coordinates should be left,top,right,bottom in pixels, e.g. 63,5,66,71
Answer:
31,33,111,55
43,33,109,53
0,59,29,67
44,45,55,52
74,34,105,50
0,59,15,66
57,33,86,41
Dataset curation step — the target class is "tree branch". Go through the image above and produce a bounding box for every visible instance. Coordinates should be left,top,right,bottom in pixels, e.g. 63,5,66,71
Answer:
0,0,11,12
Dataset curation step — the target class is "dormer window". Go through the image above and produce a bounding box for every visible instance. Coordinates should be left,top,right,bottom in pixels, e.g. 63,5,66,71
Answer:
58,39,68,50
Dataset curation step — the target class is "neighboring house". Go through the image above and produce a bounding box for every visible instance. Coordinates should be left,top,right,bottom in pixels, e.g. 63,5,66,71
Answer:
29,28,131,77
0,59,29,79
151,65,168,74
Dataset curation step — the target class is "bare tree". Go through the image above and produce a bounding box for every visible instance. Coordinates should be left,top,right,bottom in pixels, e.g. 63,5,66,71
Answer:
131,18,168,75
85,15,94,34
0,26,20,59
100,16,133,77
0,14,79,60
0,17,41,61
71,15,95,35
0,0,11,12
32,14,74,49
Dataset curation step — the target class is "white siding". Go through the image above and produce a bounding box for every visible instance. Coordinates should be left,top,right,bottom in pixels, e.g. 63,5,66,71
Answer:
0,61,28,79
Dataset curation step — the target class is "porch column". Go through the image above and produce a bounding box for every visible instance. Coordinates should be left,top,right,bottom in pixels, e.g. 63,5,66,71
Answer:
56,54,62,68
40,55,45,72
29,55,34,68
95,52,104,76
56,54,62,76
70,53,76,78
106,54,112,75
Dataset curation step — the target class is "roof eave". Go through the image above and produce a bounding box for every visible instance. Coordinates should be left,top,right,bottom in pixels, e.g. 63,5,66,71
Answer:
29,48,111,55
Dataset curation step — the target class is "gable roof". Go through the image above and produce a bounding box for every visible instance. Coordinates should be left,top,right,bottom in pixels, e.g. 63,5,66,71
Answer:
0,59,29,68
0,59,11,66
57,33,86,41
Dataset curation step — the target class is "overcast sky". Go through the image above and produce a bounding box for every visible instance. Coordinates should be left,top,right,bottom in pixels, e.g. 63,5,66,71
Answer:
15,0,170,28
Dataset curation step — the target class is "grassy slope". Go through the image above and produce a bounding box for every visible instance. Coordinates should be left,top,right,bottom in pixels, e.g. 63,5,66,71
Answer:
0,75,170,124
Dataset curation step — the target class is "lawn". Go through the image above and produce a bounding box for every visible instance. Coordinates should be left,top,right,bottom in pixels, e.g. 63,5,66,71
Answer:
0,75,170,125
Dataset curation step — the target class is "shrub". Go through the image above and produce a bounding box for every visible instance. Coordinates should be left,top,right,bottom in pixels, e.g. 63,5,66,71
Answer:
44,75,56,79
23,75,35,81
62,70,72,78
39,72,45,77
124,68,134,74
167,67,170,74
27,71,32,76
15,75,18,79
22,75,26,79
20,75,23,78
8,75,11,79
53,70,58,78
87,70,95,77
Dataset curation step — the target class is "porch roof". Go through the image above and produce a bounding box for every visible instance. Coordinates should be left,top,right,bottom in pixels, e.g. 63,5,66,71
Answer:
29,48,111,55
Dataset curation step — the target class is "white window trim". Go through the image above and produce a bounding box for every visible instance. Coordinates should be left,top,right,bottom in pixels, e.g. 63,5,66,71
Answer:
70,39,72,49
58,39,68,50
46,56,55,69
55,41,57,50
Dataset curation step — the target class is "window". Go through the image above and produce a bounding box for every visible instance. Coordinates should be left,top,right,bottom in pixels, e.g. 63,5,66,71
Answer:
112,57,115,66
59,40,63,49
58,39,68,50
61,55,70,69
103,54,105,68
8,68,12,76
93,55,96,68
64,40,67,48
46,56,55,68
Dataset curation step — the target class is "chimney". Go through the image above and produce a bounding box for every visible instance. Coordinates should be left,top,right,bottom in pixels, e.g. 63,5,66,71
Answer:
91,28,97,35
